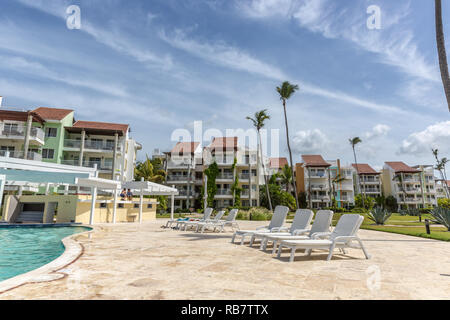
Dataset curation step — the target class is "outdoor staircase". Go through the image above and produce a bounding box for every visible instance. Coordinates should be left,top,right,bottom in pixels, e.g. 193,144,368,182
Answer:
15,211,44,224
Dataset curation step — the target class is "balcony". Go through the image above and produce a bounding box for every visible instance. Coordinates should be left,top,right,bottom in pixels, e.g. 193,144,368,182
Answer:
0,150,42,161
0,124,45,145
310,184,328,190
61,160,113,171
311,196,330,202
176,191,198,198
365,188,381,193
166,175,193,182
217,173,234,180
216,189,232,196
63,139,122,153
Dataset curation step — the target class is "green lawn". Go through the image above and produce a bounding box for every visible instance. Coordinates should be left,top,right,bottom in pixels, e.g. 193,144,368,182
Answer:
361,225,450,242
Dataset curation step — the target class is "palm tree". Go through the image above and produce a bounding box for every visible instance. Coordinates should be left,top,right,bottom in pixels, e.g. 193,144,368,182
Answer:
277,81,300,209
435,0,450,112
247,109,273,211
433,148,450,197
134,155,166,183
279,164,293,193
349,137,365,208
393,173,407,210
331,173,345,207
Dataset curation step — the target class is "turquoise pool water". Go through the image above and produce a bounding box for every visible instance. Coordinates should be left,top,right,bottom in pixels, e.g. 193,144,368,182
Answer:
0,226,90,282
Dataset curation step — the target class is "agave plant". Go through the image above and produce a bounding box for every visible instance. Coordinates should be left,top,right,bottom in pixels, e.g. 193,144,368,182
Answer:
431,207,450,231
368,207,392,225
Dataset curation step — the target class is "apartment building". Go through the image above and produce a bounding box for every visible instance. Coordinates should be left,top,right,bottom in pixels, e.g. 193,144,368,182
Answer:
296,155,332,209
436,180,450,200
164,137,263,210
0,103,140,182
165,142,203,210
351,163,382,199
329,160,355,208
412,165,438,207
381,162,427,209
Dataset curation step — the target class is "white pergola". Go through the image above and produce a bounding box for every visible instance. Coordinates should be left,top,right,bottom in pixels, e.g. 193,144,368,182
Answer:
0,155,179,225
123,180,179,222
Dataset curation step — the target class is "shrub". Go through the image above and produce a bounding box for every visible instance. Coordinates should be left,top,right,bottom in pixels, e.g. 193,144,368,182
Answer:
431,207,450,231
351,207,368,214
438,198,450,209
385,195,398,212
368,207,392,225
260,184,297,211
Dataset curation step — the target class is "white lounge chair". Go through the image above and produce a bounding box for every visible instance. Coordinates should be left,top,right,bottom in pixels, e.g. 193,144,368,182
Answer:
193,211,225,232
196,209,240,233
176,208,213,230
231,206,289,245
277,214,371,262
249,209,314,247
263,210,333,254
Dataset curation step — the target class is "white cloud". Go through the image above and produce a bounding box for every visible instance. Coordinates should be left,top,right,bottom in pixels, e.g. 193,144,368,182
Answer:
291,129,329,154
237,0,294,18
398,121,450,155
159,29,286,80
0,55,129,97
365,124,391,140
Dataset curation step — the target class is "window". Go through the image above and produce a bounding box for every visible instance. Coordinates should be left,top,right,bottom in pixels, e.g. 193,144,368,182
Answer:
42,149,55,159
100,203,107,208
134,204,140,209
118,203,124,208
147,204,153,209
45,128,57,138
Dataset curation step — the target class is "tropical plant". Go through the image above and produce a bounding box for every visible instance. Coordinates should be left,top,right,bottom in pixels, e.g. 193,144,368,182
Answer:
431,206,450,231
385,195,398,213
438,198,450,209
230,158,242,207
355,194,374,210
331,173,345,206
349,137,365,208
298,191,308,209
246,109,273,211
279,164,293,193
204,161,219,208
259,183,296,211
134,155,166,183
277,81,300,209
368,207,392,225
432,149,450,198
435,0,450,112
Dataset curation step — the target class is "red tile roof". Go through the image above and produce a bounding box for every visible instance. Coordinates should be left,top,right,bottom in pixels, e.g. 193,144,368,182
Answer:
302,155,331,167
33,107,73,121
171,142,200,155
269,158,288,169
209,137,238,151
385,162,420,173
352,163,379,175
0,110,45,124
72,121,129,135
446,180,450,188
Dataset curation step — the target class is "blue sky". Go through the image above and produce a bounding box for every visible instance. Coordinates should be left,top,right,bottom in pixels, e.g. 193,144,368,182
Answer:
0,0,449,169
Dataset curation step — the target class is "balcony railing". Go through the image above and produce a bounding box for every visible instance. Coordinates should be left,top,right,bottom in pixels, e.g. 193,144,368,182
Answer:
0,124,45,143
217,173,234,180
64,139,122,152
167,175,193,182
0,150,42,161
216,189,232,196
61,160,113,170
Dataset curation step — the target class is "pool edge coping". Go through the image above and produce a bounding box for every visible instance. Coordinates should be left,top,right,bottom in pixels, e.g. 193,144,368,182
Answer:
0,225,96,294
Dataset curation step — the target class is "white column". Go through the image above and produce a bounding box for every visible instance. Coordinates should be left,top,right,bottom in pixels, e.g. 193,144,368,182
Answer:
203,176,208,210
18,186,23,196
45,183,50,195
171,184,175,221
89,186,98,225
64,185,69,196
0,176,5,222
112,188,118,224
139,188,144,223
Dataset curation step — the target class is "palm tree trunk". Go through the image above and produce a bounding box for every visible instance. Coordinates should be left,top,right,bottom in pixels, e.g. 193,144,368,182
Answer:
352,147,365,208
258,130,273,211
435,0,450,112
283,100,299,209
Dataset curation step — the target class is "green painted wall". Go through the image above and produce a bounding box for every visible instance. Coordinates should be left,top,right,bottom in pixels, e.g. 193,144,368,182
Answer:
41,112,74,164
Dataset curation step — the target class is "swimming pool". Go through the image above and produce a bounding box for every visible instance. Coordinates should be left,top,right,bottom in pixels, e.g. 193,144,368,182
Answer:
0,226,90,282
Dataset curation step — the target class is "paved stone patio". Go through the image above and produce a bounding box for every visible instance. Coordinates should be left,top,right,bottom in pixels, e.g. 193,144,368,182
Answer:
1,220,449,300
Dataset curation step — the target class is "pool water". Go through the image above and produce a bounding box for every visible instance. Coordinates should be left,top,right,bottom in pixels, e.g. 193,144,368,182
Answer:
0,226,90,282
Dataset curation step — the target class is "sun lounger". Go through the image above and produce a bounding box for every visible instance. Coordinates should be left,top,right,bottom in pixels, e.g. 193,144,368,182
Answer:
176,208,213,230
196,209,239,233
231,206,289,245
262,210,333,253
277,214,370,262
249,209,314,247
